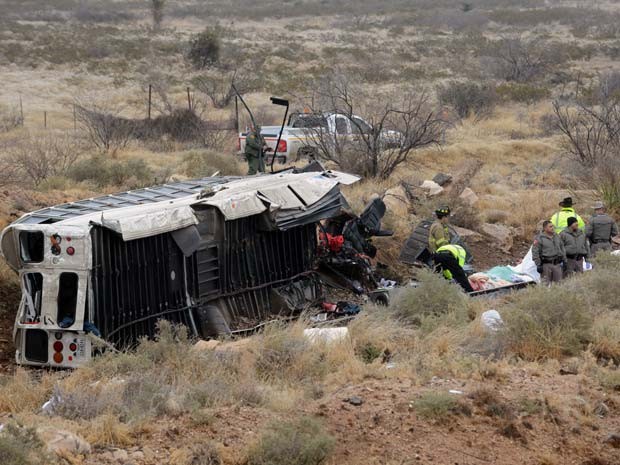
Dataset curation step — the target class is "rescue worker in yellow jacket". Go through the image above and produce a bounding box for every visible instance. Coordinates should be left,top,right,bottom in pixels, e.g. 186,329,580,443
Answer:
428,206,451,253
432,244,474,293
551,197,585,234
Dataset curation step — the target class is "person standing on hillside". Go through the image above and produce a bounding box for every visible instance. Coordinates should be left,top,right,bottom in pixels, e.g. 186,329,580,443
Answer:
551,197,585,234
586,201,619,255
432,243,474,293
533,220,566,284
244,125,267,175
560,217,589,276
428,206,451,253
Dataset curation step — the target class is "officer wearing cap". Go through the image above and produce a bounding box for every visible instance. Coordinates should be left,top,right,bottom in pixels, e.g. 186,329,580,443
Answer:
551,197,585,234
428,206,451,254
586,201,618,255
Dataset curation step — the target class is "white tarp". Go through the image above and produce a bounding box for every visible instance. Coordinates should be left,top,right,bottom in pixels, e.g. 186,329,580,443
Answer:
509,247,540,283
101,205,198,241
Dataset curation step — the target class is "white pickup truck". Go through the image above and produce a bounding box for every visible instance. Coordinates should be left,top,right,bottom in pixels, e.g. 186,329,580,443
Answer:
237,112,401,163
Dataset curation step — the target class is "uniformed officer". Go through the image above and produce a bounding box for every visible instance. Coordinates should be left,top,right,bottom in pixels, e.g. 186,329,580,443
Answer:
432,244,474,293
244,125,267,175
585,201,619,255
533,220,566,284
428,206,451,254
560,216,589,276
550,197,585,234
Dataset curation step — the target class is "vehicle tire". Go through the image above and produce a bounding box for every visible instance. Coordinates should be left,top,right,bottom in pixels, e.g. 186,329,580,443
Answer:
297,146,318,161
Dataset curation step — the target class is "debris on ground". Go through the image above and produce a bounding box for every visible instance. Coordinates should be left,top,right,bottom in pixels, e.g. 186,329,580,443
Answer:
304,327,349,344
480,310,503,331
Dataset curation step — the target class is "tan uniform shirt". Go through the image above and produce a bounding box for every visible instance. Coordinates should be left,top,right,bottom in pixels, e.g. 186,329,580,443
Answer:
585,214,619,243
428,221,450,253
533,233,566,266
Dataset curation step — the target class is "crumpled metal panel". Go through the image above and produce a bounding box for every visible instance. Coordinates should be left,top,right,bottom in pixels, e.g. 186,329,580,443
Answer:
100,205,198,241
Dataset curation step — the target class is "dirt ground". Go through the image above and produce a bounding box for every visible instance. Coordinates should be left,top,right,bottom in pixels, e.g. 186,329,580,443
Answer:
68,372,620,465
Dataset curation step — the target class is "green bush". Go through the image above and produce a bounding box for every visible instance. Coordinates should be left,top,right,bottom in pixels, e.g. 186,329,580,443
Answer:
182,150,244,177
500,285,593,360
412,392,470,422
188,28,221,69
254,323,327,383
580,270,620,310
495,83,550,104
246,416,335,465
437,81,496,119
68,156,155,187
390,270,471,332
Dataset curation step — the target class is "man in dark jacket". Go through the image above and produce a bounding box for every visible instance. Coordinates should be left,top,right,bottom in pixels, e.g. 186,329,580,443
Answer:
560,217,589,276
533,220,566,284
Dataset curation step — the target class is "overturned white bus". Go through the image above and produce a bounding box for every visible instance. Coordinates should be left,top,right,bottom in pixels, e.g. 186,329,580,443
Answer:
0,169,358,368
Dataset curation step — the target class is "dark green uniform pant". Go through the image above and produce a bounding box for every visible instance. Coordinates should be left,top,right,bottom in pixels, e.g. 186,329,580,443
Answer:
246,155,261,175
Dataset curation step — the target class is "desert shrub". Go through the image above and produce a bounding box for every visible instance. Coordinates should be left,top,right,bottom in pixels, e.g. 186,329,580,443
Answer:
591,313,620,365
579,270,620,310
246,416,335,465
68,156,155,188
0,369,54,414
591,252,620,273
598,369,620,391
85,414,133,447
6,132,84,187
484,209,509,224
254,323,327,383
171,443,222,465
0,104,22,133
0,423,49,465
412,392,470,422
437,81,496,119
500,285,593,360
188,28,221,69
495,83,550,104
182,150,244,177
390,270,470,332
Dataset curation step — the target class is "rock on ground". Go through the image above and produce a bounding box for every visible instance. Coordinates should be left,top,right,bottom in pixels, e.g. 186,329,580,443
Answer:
37,427,91,456
420,180,444,197
459,187,479,206
481,223,514,253
383,185,410,217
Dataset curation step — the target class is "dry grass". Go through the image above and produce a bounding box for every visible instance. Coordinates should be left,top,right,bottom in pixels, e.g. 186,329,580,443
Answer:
0,369,55,414
500,285,593,360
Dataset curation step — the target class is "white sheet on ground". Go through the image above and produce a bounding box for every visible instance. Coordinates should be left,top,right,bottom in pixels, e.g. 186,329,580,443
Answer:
509,247,540,283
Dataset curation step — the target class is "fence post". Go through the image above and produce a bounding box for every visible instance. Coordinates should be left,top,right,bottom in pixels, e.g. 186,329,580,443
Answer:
148,84,152,120
19,94,24,126
44,111,47,129
235,96,239,132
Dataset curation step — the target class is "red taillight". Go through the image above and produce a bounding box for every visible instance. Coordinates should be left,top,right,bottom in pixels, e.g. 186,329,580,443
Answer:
276,139,287,153
69,343,77,352
66,246,75,256
53,353,63,364
53,341,63,352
